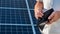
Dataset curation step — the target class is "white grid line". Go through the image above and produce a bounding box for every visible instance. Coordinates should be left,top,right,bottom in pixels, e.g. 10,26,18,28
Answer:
25,0,36,34
0,7,2,33
10,0,12,34
0,23,36,26
0,7,34,10
5,6,7,34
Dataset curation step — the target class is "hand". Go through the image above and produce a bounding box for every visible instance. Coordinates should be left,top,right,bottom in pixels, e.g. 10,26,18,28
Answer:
48,11,60,24
34,1,43,19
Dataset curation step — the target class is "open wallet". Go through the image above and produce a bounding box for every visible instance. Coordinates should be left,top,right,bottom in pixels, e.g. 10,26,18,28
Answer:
37,8,54,34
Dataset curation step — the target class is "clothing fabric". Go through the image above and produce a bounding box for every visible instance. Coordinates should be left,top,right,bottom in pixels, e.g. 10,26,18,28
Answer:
41,19,60,34
43,0,53,10
36,0,60,11
49,19,60,34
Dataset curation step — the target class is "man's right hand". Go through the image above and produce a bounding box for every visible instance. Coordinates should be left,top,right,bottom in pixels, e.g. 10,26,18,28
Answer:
34,1,44,19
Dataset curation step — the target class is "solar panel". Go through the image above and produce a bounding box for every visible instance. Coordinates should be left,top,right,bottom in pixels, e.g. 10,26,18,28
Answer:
0,0,41,34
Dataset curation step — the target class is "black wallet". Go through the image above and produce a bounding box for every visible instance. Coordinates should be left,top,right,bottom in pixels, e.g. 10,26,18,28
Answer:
37,8,54,31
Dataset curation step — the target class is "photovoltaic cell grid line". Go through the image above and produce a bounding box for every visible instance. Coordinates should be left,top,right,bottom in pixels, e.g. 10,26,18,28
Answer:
0,0,41,34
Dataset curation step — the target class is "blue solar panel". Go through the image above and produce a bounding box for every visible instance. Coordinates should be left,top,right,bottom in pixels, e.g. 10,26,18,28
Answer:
0,0,41,34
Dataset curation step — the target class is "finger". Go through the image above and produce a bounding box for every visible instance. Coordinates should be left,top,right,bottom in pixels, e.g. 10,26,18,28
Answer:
35,13,40,19
34,8,43,19
40,11,44,16
35,15,38,19
49,16,55,24
37,12,43,18
48,12,55,19
35,10,43,15
47,15,55,24
35,13,43,19
38,9,44,15
48,15,57,24
38,8,43,13
35,13,42,19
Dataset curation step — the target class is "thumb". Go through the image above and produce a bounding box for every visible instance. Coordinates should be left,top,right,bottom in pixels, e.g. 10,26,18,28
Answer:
48,12,55,19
